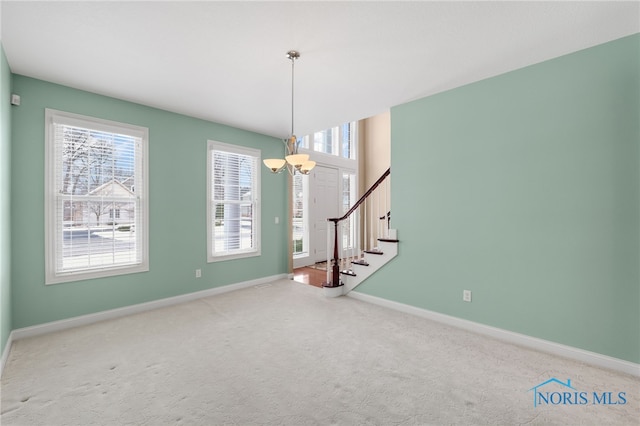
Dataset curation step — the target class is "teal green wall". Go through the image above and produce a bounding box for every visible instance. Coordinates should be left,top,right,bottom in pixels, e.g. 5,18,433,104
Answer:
10,75,288,329
1,45,13,354
359,34,640,363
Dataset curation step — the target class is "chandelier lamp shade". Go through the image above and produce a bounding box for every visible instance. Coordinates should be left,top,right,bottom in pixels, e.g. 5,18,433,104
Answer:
263,158,286,173
263,51,316,175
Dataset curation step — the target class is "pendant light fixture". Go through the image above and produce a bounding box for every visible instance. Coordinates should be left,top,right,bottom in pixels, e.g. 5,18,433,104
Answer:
263,50,316,175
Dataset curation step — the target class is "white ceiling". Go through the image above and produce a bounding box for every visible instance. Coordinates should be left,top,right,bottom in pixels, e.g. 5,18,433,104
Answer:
1,1,639,139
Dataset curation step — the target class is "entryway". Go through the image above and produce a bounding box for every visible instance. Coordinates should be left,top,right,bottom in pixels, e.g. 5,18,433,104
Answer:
293,264,326,288
310,165,340,263
293,164,339,287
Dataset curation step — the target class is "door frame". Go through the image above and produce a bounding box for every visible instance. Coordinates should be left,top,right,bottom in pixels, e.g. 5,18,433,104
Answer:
310,164,340,264
292,148,358,269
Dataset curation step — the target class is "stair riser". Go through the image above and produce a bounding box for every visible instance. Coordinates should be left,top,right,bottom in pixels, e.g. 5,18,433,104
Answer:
343,244,398,293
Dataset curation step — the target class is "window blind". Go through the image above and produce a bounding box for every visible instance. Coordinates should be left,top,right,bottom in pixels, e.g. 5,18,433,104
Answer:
208,141,260,260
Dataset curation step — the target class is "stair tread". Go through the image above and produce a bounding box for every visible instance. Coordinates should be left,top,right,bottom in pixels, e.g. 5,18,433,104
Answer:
352,260,369,266
364,250,384,255
340,270,357,276
378,238,399,243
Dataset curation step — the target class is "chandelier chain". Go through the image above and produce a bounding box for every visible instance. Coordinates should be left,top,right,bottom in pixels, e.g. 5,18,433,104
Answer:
288,51,299,139
263,50,313,175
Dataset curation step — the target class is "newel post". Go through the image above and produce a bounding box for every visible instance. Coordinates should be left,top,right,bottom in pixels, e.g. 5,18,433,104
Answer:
324,218,341,288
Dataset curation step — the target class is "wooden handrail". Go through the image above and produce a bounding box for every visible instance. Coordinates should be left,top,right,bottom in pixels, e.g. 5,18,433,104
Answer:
323,167,391,289
328,167,390,223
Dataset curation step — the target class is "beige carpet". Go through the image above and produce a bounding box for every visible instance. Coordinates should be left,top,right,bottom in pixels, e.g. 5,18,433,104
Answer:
1,279,638,425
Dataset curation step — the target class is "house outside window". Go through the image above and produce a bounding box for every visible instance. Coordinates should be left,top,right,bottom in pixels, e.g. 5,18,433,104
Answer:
207,140,261,262
45,109,149,284
109,208,121,220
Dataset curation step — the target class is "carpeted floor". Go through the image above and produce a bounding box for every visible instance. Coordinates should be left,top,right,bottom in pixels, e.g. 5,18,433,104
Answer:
1,279,638,425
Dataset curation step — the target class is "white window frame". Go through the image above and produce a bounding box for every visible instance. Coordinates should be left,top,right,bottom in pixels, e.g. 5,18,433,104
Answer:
207,140,261,262
45,109,149,284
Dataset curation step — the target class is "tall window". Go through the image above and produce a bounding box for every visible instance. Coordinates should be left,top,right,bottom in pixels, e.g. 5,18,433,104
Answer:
342,172,357,250
45,109,148,284
340,123,355,159
207,141,260,262
293,172,309,257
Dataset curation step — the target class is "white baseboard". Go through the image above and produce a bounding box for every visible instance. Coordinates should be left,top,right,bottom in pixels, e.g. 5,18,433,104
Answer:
347,291,640,378
1,330,15,378
11,274,288,342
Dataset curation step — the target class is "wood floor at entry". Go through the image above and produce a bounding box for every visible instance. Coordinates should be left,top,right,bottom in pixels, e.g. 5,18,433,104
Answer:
293,264,326,288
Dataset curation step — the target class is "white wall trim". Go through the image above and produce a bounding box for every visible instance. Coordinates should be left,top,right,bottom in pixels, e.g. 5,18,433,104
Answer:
11,274,287,342
1,330,15,378
347,291,640,377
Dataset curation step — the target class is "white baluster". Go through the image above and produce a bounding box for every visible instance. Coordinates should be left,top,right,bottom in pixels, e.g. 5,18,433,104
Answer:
387,174,391,234
377,187,381,247
355,207,360,263
326,220,330,285
351,214,355,268
368,196,372,251
384,178,388,239
339,221,343,272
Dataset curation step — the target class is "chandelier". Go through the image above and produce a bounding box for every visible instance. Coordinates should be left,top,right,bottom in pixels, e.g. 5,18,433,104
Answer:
263,50,316,175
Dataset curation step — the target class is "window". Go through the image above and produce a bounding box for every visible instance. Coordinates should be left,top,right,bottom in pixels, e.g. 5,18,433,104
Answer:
301,122,357,160
207,141,260,262
45,109,148,284
293,172,309,257
313,128,334,155
342,172,357,251
340,123,355,159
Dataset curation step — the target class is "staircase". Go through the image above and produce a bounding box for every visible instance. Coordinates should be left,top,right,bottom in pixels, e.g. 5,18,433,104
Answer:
323,168,398,297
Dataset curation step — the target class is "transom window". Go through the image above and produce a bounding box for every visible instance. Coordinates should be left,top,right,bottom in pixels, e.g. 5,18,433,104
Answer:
45,109,149,284
207,140,261,262
301,122,357,159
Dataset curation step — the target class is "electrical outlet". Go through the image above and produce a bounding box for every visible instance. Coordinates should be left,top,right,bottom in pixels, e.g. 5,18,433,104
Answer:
195,269,202,278
463,290,472,302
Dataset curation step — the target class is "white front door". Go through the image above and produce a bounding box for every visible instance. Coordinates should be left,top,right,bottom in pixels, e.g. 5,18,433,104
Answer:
311,166,340,263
